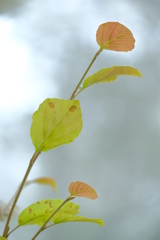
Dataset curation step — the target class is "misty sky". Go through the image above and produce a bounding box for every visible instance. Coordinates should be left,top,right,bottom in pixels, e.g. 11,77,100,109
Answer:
0,1,160,240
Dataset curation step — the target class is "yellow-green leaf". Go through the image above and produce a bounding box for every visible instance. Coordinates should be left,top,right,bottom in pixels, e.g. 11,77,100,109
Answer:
82,66,142,90
25,177,57,191
54,215,104,226
30,98,82,152
0,237,7,240
69,181,98,199
18,199,80,226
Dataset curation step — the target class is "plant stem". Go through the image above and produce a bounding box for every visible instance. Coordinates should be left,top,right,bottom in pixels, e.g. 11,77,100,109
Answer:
3,151,40,238
70,48,103,100
32,196,72,240
7,225,20,237
0,194,15,221
32,49,103,239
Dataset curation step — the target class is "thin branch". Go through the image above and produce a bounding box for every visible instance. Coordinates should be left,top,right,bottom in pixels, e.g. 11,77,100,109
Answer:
7,225,20,238
32,196,73,240
3,151,41,237
70,48,103,100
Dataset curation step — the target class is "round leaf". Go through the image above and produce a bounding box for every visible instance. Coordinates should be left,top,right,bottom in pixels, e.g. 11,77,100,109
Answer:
30,98,83,152
96,22,135,51
69,181,98,199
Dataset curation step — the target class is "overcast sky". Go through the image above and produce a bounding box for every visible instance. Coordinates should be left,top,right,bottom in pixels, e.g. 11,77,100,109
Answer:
0,1,160,240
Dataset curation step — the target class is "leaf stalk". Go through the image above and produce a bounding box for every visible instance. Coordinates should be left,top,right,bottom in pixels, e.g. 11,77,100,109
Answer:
32,196,73,240
70,48,103,100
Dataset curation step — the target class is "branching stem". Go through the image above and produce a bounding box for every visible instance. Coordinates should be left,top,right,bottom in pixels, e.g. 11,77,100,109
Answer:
32,196,73,240
3,47,103,239
3,151,40,237
7,225,20,237
70,48,103,100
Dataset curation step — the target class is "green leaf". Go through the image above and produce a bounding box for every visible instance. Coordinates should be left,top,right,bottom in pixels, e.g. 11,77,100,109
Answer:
82,66,142,90
54,215,104,226
18,199,80,226
18,199,104,230
30,98,82,152
0,237,7,240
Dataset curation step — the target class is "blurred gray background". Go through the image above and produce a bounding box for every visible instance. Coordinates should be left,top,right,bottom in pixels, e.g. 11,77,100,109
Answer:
0,0,160,239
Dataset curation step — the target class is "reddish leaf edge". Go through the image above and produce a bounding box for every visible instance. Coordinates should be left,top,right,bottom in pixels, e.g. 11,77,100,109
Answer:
96,21,135,52
68,181,98,200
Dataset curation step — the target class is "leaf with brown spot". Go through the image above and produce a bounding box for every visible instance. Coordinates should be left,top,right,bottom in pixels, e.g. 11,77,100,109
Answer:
30,98,82,152
18,198,104,229
48,102,55,109
18,199,80,226
96,22,135,51
69,106,77,112
69,181,98,199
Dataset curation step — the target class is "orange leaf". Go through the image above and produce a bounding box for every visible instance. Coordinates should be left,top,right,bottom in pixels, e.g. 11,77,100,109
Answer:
26,177,57,191
96,22,135,52
34,177,57,191
69,181,98,200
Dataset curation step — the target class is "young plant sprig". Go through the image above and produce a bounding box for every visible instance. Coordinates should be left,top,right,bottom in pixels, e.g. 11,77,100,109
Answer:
31,181,100,240
1,21,142,239
6,182,103,240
